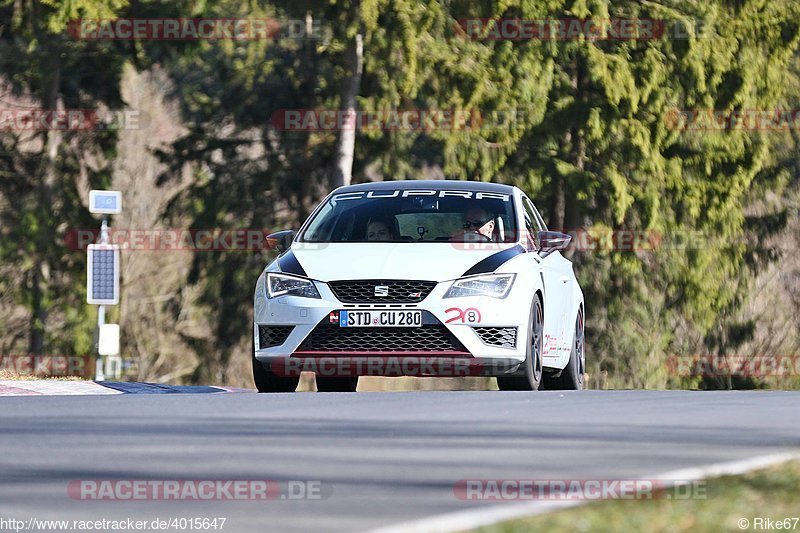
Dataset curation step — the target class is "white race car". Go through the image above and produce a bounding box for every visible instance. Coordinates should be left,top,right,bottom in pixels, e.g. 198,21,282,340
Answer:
253,180,584,392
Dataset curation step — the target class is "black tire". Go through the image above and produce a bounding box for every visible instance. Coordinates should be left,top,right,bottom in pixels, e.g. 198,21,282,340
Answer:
316,376,359,392
543,309,585,390
497,296,543,391
252,337,299,393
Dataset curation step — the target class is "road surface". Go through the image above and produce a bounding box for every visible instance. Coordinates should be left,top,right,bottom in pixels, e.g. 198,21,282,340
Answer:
1,390,799,532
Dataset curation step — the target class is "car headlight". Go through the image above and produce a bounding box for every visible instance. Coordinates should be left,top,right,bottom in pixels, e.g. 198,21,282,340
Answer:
444,273,515,299
266,272,321,299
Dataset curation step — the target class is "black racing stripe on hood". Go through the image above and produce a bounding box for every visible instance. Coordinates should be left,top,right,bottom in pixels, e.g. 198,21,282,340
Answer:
462,245,526,276
277,250,307,277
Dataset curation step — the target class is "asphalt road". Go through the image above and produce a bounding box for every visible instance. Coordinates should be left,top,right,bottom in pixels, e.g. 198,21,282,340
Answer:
1,391,800,532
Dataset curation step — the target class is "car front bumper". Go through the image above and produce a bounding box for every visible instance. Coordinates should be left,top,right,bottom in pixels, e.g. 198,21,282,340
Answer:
253,271,531,377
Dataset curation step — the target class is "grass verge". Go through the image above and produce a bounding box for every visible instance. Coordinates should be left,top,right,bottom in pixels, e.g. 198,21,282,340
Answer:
478,460,800,533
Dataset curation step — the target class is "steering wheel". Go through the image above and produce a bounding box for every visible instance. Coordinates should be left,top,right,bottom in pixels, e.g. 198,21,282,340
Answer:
464,230,492,243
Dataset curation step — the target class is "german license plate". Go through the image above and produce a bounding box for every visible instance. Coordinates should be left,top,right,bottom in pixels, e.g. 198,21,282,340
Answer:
338,310,422,328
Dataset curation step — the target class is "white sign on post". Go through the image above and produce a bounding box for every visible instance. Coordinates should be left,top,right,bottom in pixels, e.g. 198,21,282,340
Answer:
98,324,120,356
89,190,122,215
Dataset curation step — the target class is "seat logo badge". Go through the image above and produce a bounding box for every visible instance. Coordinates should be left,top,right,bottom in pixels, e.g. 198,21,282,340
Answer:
374,285,389,297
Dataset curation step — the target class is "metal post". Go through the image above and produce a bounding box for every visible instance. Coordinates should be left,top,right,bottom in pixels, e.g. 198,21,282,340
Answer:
95,216,109,381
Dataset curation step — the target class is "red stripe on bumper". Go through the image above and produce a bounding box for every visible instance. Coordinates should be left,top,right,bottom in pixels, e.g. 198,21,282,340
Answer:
291,350,472,357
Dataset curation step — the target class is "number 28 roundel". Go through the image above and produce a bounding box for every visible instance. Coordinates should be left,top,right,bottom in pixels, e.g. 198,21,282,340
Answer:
445,307,481,324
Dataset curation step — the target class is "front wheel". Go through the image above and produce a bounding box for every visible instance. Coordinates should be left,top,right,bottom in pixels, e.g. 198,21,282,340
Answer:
542,309,585,390
252,337,299,393
496,296,543,391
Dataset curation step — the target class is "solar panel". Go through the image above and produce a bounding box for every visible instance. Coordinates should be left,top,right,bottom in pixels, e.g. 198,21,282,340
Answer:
87,245,120,305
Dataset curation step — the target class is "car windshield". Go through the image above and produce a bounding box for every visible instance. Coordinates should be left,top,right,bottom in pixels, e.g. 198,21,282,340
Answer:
299,188,518,243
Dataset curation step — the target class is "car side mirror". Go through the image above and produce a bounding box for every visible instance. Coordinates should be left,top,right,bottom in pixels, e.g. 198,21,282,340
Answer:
266,230,296,253
537,231,571,255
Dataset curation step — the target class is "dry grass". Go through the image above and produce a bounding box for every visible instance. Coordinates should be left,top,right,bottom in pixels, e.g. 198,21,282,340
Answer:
0,370,85,381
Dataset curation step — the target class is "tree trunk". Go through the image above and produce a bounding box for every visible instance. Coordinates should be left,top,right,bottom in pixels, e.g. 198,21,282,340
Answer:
790,127,800,184
29,51,61,355
565,125,586,230
552,56,586,233
331,32,363,188
550,155,566,231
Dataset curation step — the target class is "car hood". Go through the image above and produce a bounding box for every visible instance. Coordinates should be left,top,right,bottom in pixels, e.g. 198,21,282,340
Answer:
288,242,519,282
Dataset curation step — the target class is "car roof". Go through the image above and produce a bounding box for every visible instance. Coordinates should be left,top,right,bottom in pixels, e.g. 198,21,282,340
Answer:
336,180,517,194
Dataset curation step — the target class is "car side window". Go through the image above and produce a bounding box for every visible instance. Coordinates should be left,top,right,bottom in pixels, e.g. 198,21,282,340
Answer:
529,201,547,233
522,198,543,250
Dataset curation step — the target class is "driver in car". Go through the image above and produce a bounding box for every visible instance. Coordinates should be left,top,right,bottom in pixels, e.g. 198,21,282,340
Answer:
366,217,399,241
452,206,496,242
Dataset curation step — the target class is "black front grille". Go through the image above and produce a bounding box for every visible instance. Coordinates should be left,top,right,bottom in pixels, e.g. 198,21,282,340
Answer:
473,327,517,349
328,280,437,303
297,325,468,353
258,326,294,348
